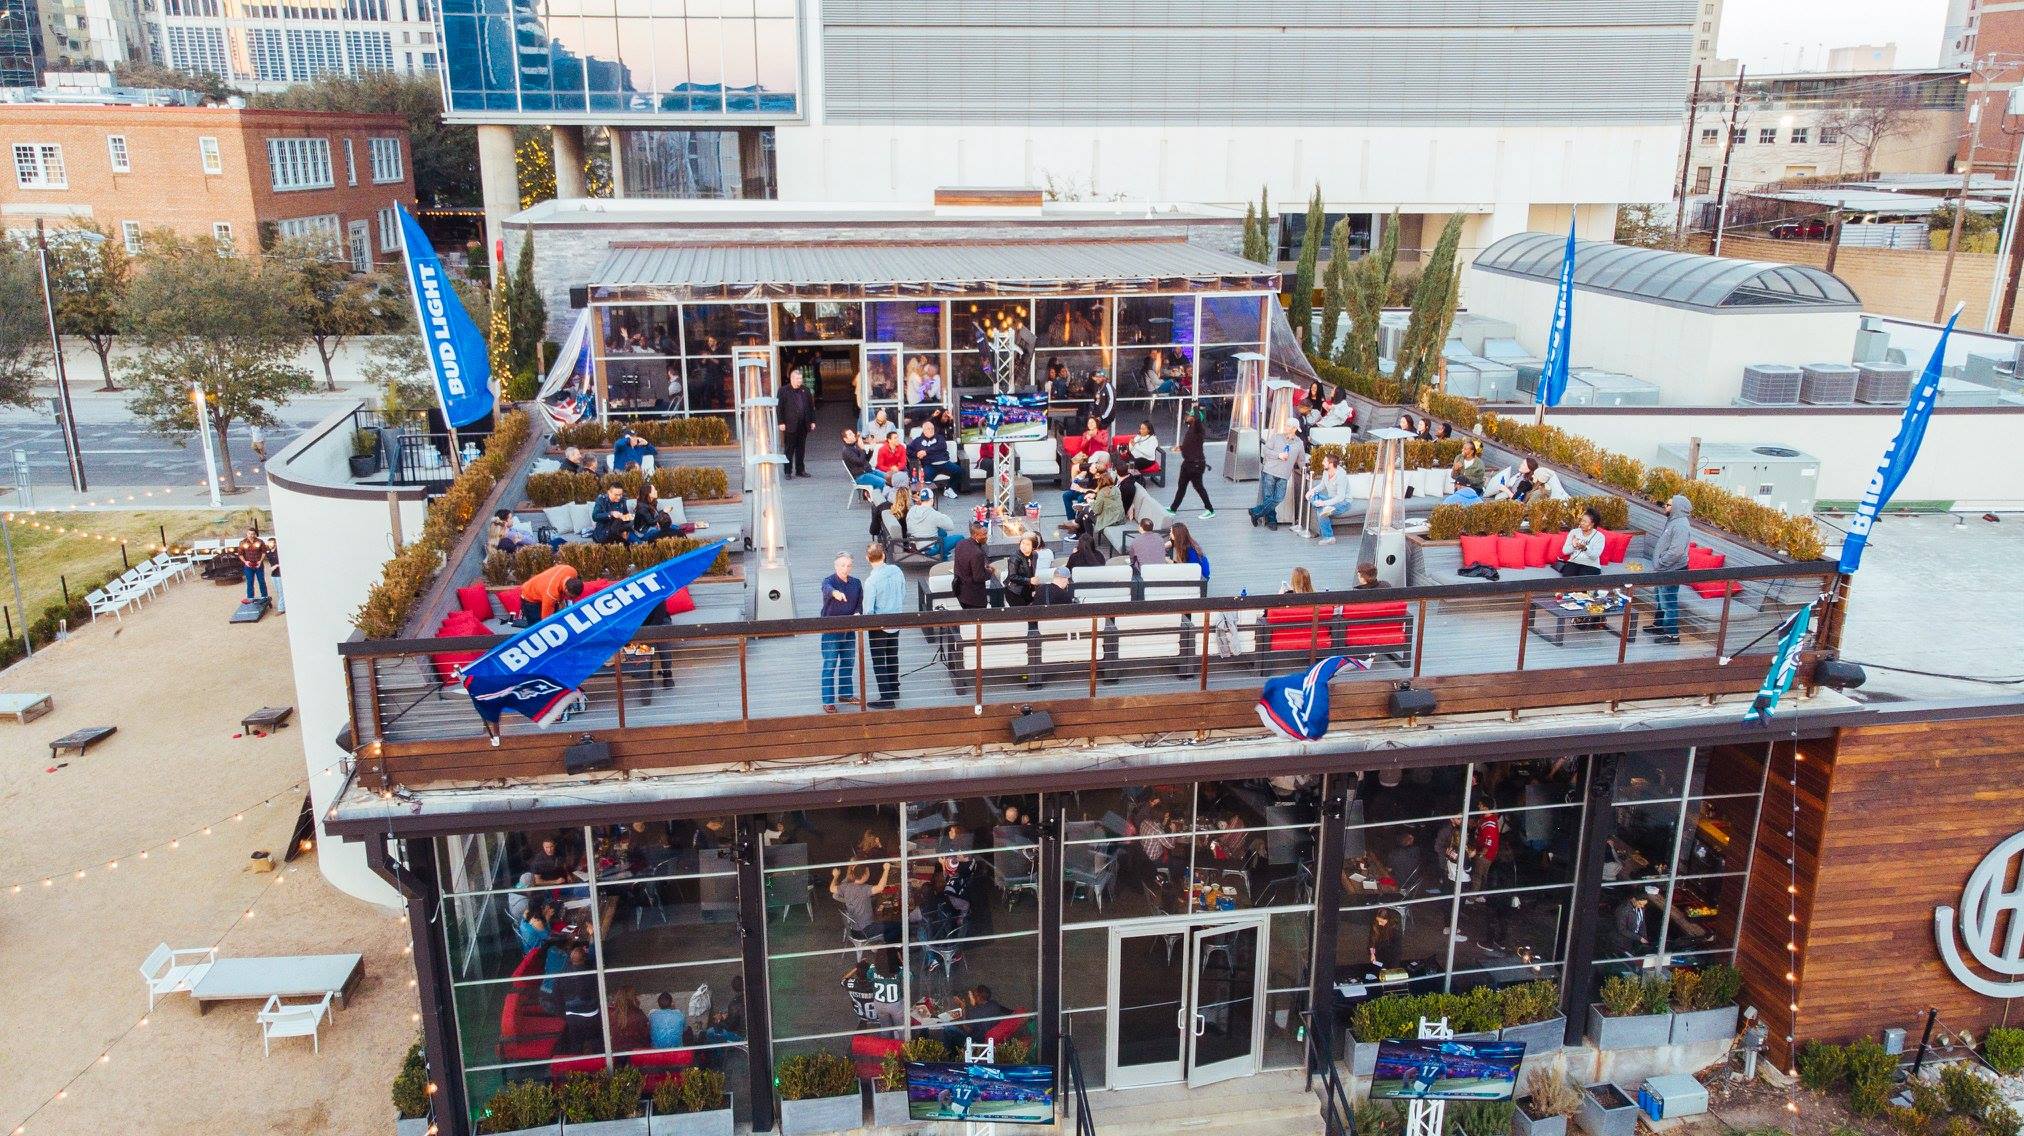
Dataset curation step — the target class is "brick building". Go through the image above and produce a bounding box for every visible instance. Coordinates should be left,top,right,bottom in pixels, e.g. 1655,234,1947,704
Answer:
1954,2,2024,177
0,102,414,268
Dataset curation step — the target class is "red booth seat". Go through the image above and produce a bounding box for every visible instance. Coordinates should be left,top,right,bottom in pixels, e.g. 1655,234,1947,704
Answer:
498,948,564,1063
1061,431,1111,458
850,1034,905,1080
1339,601,1409,648
985,1008,1035,1043
548,1054,606,1081
429,610,489,684
1686,544,1743,598
1263,605,1335,652
630,1047,696,1091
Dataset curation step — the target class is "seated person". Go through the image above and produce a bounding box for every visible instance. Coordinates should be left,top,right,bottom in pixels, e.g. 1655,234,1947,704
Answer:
1441,482,1483,506
648,991,688,1049
864,407,899,441
906,419,967,497
1059,471,1122,540
1124,420,1161,472
591,484,635,544
1485,458,1537,502
1034,566,1075,605
939,984,1014,1050
489,508,536,554
515,911,555,954
612,430,659,472
830,861,899,942
558,446,590,475
1452,440,1486,493
631,484,709,543
1073,416,1111,455
1303,452,1356,545
841,428,890,501
1127,518,1165,570
896,490,964,560
1059,453,1093,519
1317,396,1353,430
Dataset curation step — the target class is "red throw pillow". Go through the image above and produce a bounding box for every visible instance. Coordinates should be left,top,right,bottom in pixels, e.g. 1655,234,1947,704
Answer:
1526,531,1558,568
430,612,487,683
1686,546,1736,599
1061,436,1087,458
665,586,696,615
583,578,612,595
1458,534,1498,569
1599,528,1634,566
499,586,523,614
1495,535,1529,570
456,582,492,623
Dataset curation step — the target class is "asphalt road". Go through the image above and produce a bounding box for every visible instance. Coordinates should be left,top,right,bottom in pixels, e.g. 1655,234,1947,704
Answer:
0,391,352,495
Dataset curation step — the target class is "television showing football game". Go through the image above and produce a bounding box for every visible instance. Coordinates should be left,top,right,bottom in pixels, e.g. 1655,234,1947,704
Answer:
958,393,1051,444
1369,1039,1524,1101
905,1062,1057,1123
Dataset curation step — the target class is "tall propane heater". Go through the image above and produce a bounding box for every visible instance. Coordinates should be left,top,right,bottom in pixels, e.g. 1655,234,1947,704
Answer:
1220,351,1269,481
1358,427,1415,585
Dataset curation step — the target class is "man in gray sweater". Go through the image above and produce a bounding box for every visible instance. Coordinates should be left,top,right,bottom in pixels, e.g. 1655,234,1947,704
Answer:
1249,421,1305,531
1650,494,1692,643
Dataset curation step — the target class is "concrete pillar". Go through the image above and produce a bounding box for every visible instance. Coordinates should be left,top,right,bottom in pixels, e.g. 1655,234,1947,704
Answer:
605,127,628,198
552,124,587,199
1486,198,1531,244
476,123,520,276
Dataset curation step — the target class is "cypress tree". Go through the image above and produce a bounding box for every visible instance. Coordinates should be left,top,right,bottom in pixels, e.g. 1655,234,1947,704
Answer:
1398,214,1465,401
1289,185,1324,344
1317,219,1349,361
1341,211,1399,373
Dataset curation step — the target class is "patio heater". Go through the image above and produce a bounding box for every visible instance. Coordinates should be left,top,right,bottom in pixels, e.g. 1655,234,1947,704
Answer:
741,392,796,620
1220,352,1269,481
1358,427,1416,586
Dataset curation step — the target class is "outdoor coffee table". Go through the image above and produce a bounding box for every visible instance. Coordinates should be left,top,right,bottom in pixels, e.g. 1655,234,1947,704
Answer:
0,692,53,724
189,952,365,1015
1527,594,1638,647
49,725,115,757
241,706,294,735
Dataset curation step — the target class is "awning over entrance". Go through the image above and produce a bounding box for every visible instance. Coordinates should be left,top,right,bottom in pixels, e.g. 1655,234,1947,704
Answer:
585,238,1283,302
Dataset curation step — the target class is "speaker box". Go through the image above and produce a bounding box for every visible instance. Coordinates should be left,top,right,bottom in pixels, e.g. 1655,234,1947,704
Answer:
1009,709,1056,743
1388,686,1437,718
1813,658,1867,690
564,735,613,773
568,286,588,309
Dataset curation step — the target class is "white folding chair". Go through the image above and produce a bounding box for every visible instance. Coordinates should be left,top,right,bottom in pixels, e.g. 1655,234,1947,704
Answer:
139,943,217,1011
256,991,334,1055
87,589,126,622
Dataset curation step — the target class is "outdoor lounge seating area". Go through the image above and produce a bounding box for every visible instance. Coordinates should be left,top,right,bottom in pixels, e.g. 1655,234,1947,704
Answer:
139,943,364,1055
86,548,199,622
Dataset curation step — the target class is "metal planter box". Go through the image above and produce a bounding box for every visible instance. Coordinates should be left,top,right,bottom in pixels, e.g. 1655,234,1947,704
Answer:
778,1093,863,1136
1351,1040,1380,1076
873,1089,912,1126
1499,1016,1566,1057
1512,1106,1569,1136
395,1119,430,1136
567,1119,648,1136
648,1104,735,1136
1577,1083,1639,1136
1586,1005,1671,1051
1669,1004,1739,1045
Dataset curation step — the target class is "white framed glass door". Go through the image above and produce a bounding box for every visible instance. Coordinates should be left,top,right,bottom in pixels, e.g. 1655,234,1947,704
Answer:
859,341,903,431
1105,916,1268,1090
1186,921,1266,1087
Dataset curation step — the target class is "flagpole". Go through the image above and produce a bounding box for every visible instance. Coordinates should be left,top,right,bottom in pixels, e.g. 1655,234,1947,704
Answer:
396,208,465,475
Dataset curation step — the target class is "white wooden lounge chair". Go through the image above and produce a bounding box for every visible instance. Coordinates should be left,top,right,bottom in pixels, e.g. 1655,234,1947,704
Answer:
139,943,217,1011
256,992,333,1055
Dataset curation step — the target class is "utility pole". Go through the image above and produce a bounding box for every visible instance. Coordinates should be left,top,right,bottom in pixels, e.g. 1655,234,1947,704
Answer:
34,220,87,493
1712,66,1748,257
1823,208,1845,276
1674,64,1705,243
1938,98,1984,322
1988,112,2024,330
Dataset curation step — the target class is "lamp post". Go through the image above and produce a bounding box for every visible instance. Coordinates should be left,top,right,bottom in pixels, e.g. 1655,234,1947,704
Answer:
193,383,222,508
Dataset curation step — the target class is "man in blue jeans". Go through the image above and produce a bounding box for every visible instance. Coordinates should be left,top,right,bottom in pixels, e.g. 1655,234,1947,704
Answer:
1249,421,1303,531
1304,452,1355,544
1649,493,1692,643
235,529,270,601
819,552,863,712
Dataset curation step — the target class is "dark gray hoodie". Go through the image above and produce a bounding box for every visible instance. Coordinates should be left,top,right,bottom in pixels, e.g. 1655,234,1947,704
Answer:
1652,493,1693,572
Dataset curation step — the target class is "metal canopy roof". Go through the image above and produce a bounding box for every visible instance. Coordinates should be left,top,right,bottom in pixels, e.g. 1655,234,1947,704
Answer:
585,239,1281,302
1472,232,1861,312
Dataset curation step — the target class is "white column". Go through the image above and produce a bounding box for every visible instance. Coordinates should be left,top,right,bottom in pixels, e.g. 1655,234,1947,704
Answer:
606,127,629,198
1486,198,1531,244
476,123,519,269
552,125,587,199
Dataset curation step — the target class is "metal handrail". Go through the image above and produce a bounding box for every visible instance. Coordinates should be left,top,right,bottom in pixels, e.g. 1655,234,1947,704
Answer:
1062,1035,1097,1136
1305,1014,1355,1136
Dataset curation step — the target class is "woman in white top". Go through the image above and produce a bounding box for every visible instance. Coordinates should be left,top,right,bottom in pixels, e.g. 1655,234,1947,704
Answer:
1126,420,1161,471
1530,465,1567,500
1557,506,1606,577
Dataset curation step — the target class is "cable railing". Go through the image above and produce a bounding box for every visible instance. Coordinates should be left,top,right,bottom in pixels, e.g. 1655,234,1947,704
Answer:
1062,1035,1097,1136
1304,1013,1354,1136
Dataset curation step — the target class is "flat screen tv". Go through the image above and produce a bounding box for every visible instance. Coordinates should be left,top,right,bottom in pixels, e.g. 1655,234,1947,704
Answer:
958,393,1051,444
905,1062,1057,1123
1369,1039,1524,1101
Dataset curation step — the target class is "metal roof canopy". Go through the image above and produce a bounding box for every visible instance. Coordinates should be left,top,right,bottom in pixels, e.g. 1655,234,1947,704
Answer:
584,238,1283,303
1473,232,1861,312
1758,188,2004,215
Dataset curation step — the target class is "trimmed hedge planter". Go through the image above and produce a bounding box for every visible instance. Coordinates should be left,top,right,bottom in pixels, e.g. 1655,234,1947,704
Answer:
1585,1004,1672,1051
777,1093,861,1136
1512,1104,1569,1136
1669,1004,1740,1045
1576,1083,1639,1136
649,1100,734,1136
395,1119,430,1136
872,1088,912,1126
1499,1016,1566,1057
568,1119,647,1136
1351,1038,1379,1077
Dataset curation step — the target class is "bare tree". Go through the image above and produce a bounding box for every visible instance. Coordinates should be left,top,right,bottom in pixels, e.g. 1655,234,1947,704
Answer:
1818,82,1923,176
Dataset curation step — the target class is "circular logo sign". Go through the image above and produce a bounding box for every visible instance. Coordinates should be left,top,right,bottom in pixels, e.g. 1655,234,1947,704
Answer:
1936,830,2024,998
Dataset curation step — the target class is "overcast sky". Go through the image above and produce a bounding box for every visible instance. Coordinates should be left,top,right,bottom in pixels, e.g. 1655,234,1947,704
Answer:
1719,0,1949,73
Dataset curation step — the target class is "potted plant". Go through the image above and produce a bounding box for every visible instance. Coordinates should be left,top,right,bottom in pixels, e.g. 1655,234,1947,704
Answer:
476,1080,561,1135
648,1068,732,1136
351,427,383,478
558,1067,647,1135
1512,1069,1580,1136
1348,993,1420,1076
1498,982,1566,1058
1667,964,1742,1045
776,1052,862,1136
1453,985,1504,1041
875,1038,949,1125
1575,1083,1638,1136
994,1037,1034,1066
1585,974,1673,1051
392,1040,430,1136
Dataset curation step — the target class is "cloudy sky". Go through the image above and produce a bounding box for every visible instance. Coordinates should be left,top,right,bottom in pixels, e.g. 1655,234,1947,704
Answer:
1720,0,1950,73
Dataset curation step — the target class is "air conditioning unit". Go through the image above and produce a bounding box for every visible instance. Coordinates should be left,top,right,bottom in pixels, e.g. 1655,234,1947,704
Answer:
1799,363,1858,404
1567,370,1660,407
1740,363,1802,404
1854,362,1914,405
1657,442,1821,517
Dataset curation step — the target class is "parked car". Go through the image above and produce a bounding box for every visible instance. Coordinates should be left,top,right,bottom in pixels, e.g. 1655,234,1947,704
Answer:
1768,218,1829,240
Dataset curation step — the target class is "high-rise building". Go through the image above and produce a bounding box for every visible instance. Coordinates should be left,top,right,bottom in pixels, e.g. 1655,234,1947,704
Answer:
1943,0,1980,68
1692,0,1724,72
145,0,440,92
1,0,148,86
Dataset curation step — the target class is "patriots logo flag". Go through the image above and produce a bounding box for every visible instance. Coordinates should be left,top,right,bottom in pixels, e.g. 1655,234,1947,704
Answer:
1743,604,1812,726
459,541,724,725
1258,655,1366,742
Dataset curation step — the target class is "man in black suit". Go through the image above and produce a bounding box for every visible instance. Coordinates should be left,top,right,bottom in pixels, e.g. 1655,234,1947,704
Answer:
779,367,816,476
952,523,992,610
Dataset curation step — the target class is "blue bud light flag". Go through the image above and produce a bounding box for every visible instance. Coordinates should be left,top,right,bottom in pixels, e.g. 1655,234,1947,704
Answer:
1258,655,1369,742
460,542,724,725
1534,219,1578,410
1743,604,1812,725
1837,304,1958,574
396,204,494,429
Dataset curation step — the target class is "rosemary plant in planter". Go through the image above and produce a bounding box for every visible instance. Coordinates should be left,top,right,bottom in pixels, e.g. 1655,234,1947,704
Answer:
1667,964,1742,1044
475,1080,561,1136
776,1052,863,1136
875,1037,950,1125
557,1067,647,1136
1586,974,1673,1051
648,1068,732,1136
392,1040,430,1136
1512,1068,1580,1136
1497,981,1566,1057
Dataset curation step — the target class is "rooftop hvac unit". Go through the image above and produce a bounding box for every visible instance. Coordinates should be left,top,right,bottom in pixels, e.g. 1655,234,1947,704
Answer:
1740,363,1802,404
1656,442,1821,517
1799,363,1858,404
1852,326,1890,364
1964,351,2017,386
1468,358,1519,401
1515,362,1544,395
1854,362,1914,405
1443,358,1485,398
1450,313,1517,355
1480,337,1536,365
1378,323,1407,362
1567,370,1661,407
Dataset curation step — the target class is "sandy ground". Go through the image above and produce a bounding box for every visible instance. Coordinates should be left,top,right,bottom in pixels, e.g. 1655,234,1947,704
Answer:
0,579,417,1136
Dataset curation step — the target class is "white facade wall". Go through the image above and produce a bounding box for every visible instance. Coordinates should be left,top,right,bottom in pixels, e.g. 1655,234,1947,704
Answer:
1463,265,1862,404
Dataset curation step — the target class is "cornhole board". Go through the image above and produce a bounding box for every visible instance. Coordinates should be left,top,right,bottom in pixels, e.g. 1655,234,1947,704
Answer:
241,705,294,735
49,725,115,757
230,597,271,624
0,692,53,723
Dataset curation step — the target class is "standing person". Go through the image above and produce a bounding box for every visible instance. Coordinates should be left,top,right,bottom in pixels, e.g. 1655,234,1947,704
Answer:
862,542,906,709
1305,452,1355,545
1090,369,1117,430
519,563,584,622
264,540,285,614
1250,420,1304,530
1169,405,1215,518
952,522,992,610
236,529,270,602
1615,886,1658,955
1649,494,1691,644
1556,507,1606,577
779,367,816,477
819,552,862,713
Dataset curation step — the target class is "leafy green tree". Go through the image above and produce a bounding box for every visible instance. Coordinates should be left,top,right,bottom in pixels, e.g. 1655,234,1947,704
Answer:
273,234,387,390
120,233,315,494
46,223,131,391
250,74,478,207
112,61,238,101
1397,215,1465,401
1317,220,1349,360
1340,212,1399,372
1242,186,1273,262
0,243,48,408
1290,186,1324,345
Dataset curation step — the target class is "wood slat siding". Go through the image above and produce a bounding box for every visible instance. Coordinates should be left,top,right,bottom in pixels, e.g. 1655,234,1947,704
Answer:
1742,719,2024,1066
365,655,1781,788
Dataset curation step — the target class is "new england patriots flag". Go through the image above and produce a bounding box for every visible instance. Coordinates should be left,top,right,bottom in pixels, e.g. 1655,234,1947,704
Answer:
1743,604,1812,726
460,542,724,725
1257,655,1367,742
1836,304,1958,574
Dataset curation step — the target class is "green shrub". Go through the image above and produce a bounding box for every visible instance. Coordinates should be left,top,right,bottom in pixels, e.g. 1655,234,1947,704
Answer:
1842,1037,1897,1118
1499,981,1562,1027
1454,984,1505,1034
476,1079,557,1133
651,1066,728,1115
1311,356,1407,405
1523,1068,1581,1118
1796,1040,1846,1091
552,417,733,450
1354,1099,1404,1136
880,1036,952,1090
1447,1100,1515,1136
1636,974,1674,1016
525,466,734,509
506,362,539,401
1668,968,1702,1014
1596,974,1644,1018
995,1037,1034,1065
1692,964,1741,1011
391,1039,429,1119
1985,1027,2024,1074
776,1052,858,1101
556,1067,643,1123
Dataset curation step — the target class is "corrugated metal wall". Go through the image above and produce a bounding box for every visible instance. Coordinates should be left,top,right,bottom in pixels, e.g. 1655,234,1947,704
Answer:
821,0,1696,125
